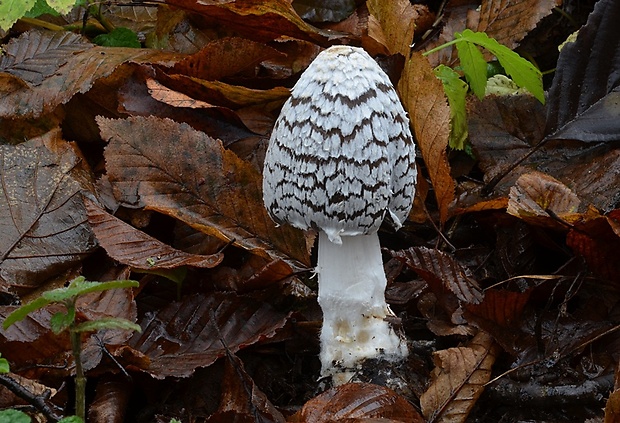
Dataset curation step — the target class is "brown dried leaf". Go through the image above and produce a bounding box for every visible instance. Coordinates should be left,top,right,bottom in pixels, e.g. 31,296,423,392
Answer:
172,37,285,81
99,116,310,269
88,375,132,423
399,52,455,224
420,331,500,423
392,247,483,305
84,197,223,270
167,0,334,44
0,138,96,294
507,171,581,228
129,292,291,378
291,382,423,423
0,30,183,118
367,0,431,57
206,353,285,423
477,0,560,50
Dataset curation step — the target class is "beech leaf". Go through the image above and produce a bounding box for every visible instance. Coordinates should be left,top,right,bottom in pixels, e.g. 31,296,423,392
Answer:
84,197,223,270
420,331,500,423
128,292,290,378
99,116,309,269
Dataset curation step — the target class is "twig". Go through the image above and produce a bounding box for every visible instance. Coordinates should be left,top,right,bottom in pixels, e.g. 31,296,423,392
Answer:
0,373,63,422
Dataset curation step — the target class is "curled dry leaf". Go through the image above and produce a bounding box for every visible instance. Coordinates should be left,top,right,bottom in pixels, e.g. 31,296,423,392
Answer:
507,171,581,228
290,382,423,423
99,115,310,270
398,52,455,224
84,197,223,270
420,331,500,423
0,138,96,294
128,292,291,379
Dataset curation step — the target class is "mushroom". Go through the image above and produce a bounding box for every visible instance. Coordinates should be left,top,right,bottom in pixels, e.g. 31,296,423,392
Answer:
262,46,417,385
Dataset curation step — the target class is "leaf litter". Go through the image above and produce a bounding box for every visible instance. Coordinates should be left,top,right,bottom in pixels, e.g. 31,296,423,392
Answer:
0,0,619,422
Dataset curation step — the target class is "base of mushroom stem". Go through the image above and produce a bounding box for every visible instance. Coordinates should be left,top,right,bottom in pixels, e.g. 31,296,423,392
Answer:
319,355,413,394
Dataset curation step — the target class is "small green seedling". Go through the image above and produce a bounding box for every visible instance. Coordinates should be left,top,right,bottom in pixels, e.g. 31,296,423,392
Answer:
424,29,545,150
3,276,141,422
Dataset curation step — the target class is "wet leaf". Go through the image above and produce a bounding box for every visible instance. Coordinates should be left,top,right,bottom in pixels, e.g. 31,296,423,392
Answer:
420,331,500,423
545,0,620,142
0,30,183,118
291,382,423,422
85,197,223,270
399,52,455,224
393,247,483,305
206,353,285,423
88,375,132,423
0,139,96,294
99,115,310,269
129,292,291,378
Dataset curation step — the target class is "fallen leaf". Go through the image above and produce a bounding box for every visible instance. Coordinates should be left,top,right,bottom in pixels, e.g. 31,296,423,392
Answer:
420,331,500,423
290,382,423,422
292,0,356,23
0,29,183,118
507,171,581,228
398,52,455,224
545,0,620,143
99,115,310,270
0,137,96,294
84,197,224,270
128,292,291,379
477,0,560,50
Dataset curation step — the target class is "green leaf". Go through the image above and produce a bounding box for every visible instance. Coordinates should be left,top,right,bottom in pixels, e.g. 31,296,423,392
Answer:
0,357,10,373
434,65,469,150
59,417,84,423
455,29,544,104
93,27,141,48
50,308,75,334
25,0,60,18
454,34,488,99
42,278,139,302
0,409,31,423
45,0,78,14
3,296,52,330
0,0,36,31
73,317,142,334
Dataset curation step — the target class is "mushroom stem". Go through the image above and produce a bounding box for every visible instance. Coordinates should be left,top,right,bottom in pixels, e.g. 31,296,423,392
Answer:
317,231,408,384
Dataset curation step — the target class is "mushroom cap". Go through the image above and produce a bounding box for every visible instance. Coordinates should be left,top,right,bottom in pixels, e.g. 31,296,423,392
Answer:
262,46,416,244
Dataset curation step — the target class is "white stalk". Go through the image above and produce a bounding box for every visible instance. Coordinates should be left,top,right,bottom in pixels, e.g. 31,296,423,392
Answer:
317,231,408,384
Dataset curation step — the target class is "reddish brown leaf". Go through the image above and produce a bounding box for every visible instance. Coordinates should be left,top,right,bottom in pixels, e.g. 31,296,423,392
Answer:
206,353,285,423
99,115,310,270
128,292,291,378
420,331,500,423
84,197,223,270
0,30,183,118
476,0,560,50
172,37,285,81
88,375,132,423
0,137,96,294
392,247,483,305
290,382,423,423
398,52,455,224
